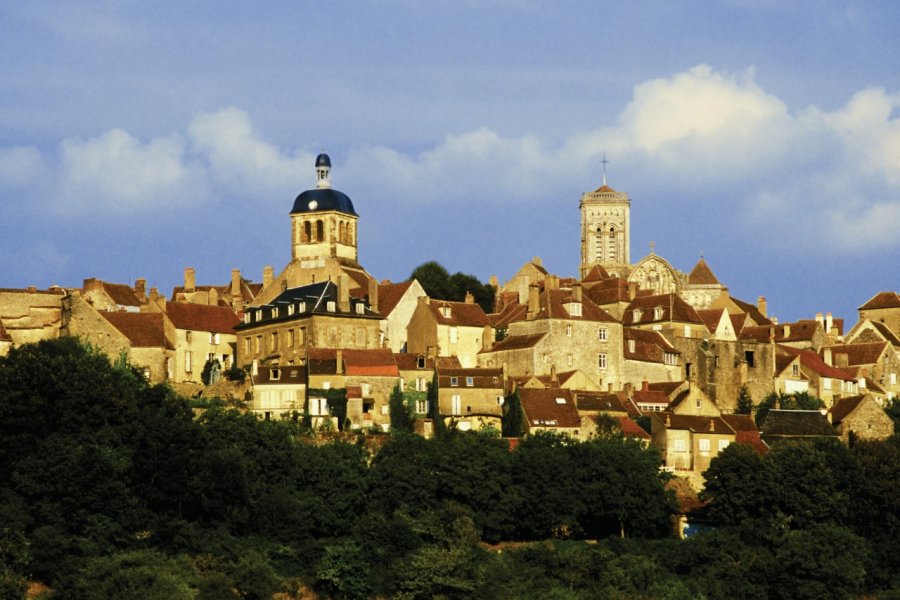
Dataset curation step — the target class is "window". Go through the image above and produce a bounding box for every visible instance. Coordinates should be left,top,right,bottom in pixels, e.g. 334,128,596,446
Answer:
466,376,474,387
598,327,608,341
823,378,832,390
673,439,687,452
684,325,691,338
255,335,261,353
287,304,295,316
598,353,607,369
243,338,250,355
567,354,573,366
745,350,756,367
309,397,329,416
792,363,799,377
298,302,306,313
288,329,295,347
654,307,663,320
243,313,250,323
256,310,262,321
355,303,365,315
417,355,426,369
270,332,278,350
555,397,566,404
632,309,642,323
450,376,459,386
685,362,692,378
695,397,701,409
892,373,897,385
326,301,336,312
272,307,279,318
415,377,426,391
569,303,582,317
186,331,193,343
665,352,678,365
451,394,461,415
362,383,371,396
627,339,636,353
441,306,451,318
209,332,220,344
449,327,458,343
718,439,730,452
566,324,572,337
698,438,711,452
271,368,280,381
185,351,193,373
416,399,428,414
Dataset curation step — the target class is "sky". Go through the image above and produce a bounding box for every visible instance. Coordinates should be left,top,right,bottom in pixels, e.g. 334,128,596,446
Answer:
1,1,899,325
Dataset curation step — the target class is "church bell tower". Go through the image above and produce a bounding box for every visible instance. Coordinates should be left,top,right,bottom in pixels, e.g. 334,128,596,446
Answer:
579,176,631,278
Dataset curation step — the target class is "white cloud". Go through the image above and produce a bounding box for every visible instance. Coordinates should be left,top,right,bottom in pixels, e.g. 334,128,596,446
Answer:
57,129,208,215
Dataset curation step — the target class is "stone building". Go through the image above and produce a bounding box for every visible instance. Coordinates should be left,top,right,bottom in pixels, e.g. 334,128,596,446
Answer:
375,279,427,353
828,394,893,443
81,277,146,312
518,387,584,439
407,296,491,368
580,181,631,278
249,364,306,419
171,267,261,313
436,366,504,431
857,291,900,338
98,311,174,382
235,279,381,370
0,287,65,353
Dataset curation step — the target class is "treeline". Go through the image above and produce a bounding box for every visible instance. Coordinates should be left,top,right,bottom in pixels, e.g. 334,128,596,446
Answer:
2,339,900,598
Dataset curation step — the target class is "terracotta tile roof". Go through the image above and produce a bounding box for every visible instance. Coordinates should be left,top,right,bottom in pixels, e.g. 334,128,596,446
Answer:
859,291,900,311
624,293,704,326
489,301,527,329
624,328,679,364
774,354,800,378
734,430,768,454
648,381,686,398
633,389,671,409
487,332,546,352
342,349,399,376
729,312,747,335
165,302,240,334
377,281,414,316
428,300,490,327
740,321,822,344
438,367,503,389
581,265,611,283
696,308,726,334
760,409,838,439
687,258,721,286
777,345,856,381
531,289,618,323
519,388,581,429
394,353,435,371
655,413,733,434
576,392,632,414
868,321,900,346
828,395,868,426
584,277,632,305
101,282,143,307
863,377,886,395
721,414,758,432
728,296,772,326
827,342,887,366
102,312,171,349
616,415,651,439
307,348,338,375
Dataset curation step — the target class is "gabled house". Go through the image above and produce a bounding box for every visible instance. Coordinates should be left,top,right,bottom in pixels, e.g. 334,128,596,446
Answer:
824,342,900,399
696,308,737,341
623,292,706,340
774,353,809,395
407,296,491,368
709,294,772,327
150,300,239,383
436,366,504,431
650,412,737,483
857,291,900,337
777,345,859,406
623,328,682,385
828,394,894,444
374,279,427,352
518,387,584,439
99,312,175,383
81,277,146,312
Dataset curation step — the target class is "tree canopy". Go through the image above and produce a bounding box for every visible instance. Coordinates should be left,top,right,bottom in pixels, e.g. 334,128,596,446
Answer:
409,260,496,313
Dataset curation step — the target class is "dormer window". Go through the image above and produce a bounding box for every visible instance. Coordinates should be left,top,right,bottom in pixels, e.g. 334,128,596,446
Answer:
327,301,336,312
255,310,262,322
243,313,250,323
568,303,582,317
450,376,459,387
628,339,636,353
466,376,474,387
417,355,426,369
272,307,279,318
355,303,365,315
298,302,306,313
441,306,451,318
632,309,642,323
653,307,663,320
288,304,295,316
555,397,566,404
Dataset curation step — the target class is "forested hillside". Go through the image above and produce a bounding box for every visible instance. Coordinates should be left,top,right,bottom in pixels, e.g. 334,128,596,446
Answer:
1,339,899,599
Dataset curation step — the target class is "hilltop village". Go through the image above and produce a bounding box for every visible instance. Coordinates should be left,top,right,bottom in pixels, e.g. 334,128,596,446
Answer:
2,153,898,490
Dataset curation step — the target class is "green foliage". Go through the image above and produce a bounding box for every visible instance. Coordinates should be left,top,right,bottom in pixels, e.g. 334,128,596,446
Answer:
755,391,825,427
409,260,496,313
736,384,753,415
427,374,446,438
200,357,222,385
501,389,523,438
307,387,348,430
224,365,247,383
389,384,414,433
315,540,372,600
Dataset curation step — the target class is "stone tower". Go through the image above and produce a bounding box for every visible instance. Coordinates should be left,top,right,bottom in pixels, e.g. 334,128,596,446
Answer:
579,181,631,278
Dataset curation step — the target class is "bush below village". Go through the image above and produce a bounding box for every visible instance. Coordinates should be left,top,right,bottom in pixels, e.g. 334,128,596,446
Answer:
1,339,900,598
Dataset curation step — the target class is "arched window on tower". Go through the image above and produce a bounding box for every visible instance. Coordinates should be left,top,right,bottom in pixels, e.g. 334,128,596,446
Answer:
316,220,324,242
303,221,312,243
595,227,604,261
608,226,617,262
339,221,346,244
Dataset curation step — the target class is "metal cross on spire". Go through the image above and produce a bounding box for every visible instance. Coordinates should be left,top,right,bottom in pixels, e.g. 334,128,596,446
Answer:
600,153,610,186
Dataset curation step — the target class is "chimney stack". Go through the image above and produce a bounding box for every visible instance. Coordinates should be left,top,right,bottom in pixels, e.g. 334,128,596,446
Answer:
208,287,218,306
368,278,379,314
338,274,351,313
572,282,583,303
464,291,474,304
550,364,558,386
826,312,834,332
231,269,243,312
527,284,540,320
134,278,146,301
482,325,493,352
823,347,833,366
815,312,824,327
262,266,274,288
783,324,791,338
627,282,637,301
709,418,715,432
757,296,767,317
184,267,196,293
642,380,649,392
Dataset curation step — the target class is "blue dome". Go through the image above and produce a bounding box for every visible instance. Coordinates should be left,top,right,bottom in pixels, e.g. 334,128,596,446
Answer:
315,153,331,168
291,188,358,216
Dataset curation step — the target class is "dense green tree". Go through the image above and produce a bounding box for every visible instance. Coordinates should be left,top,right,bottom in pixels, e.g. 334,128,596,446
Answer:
409,261,496,313
755,391,824,427
501,389,523,438
736,384,753,415
701,443,773,526
388,384,414,433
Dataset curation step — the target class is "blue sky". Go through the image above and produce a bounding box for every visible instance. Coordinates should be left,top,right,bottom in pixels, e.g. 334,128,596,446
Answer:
2,1,899,324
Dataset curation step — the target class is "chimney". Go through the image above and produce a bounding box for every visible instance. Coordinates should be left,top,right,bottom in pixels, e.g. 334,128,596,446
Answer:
336,350,343,374
546,275,559,290
149,287,159,304
642,380,649,392
709,418,715,432
338,273,351,313
665,414,671,426
184,267,196,293
527,284,540,320
823,347,833,366
231,269,243,312
572,282,583,303
83,277,102,292
550,364,558,386
627,282,637,301
835,352,849,368
815,312,824,327
464,291,474,304
262,266,274,288
134,278,146,301
518,276,530,305
368,278,379,313
826,312,834,332
783,324,791,338
624,382,634,395
482,325,493,352
757,296,767,317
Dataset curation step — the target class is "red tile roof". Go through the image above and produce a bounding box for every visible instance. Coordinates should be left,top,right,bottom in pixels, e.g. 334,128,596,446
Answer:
428,300,490,327
655,413,733,434
342,349,399,376
721,414,758,432
165,302,240,334
377,281,415,316
728,296,772,326
687,258,721,286
519,388,581,429
859,291,900,311
101,282,143,307
487,332,546,352
616,415,651,439
633,389,672,409
101,312,171,349
827,342,887,366
438,367,503,389
777,345,856,381
394,353,435,371
696,308,726,334
624,328,679,364
625,293,704,326
828,395,868,425
581,265,611,283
